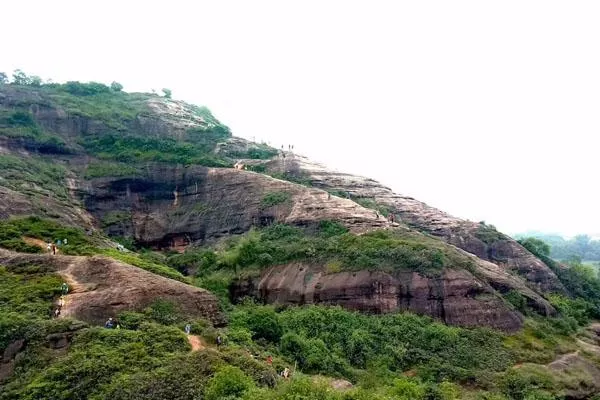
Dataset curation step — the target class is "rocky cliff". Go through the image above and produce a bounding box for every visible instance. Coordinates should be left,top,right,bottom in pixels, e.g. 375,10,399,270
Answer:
252,154,565,294
0,83,564,330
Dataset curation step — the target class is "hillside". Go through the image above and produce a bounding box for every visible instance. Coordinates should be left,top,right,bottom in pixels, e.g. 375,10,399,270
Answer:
2,78,600,399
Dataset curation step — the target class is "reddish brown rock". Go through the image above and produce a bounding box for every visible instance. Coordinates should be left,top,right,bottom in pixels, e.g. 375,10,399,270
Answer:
0,249,225,327
231,263,524,332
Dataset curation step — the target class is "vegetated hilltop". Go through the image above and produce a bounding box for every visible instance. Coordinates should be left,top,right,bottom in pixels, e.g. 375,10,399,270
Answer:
2,74,600,399
0,78,559,329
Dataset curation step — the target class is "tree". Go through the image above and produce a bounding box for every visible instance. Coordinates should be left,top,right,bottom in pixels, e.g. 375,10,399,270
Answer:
12,69,31,85
518,237,551,258
29,75,42,87
0,72,7,84
162,88,172,98
110,81,123,92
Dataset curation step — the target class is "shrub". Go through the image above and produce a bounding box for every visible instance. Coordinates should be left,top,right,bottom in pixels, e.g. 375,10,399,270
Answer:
204,365,255,400
261,191,291,208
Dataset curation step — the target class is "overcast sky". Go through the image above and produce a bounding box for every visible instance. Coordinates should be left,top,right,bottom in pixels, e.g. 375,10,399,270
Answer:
2,1,599,237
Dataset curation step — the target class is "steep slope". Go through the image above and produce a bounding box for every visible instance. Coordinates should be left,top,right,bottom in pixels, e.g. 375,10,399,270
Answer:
0,249,225,326
0,82,560,330
252,153,564,294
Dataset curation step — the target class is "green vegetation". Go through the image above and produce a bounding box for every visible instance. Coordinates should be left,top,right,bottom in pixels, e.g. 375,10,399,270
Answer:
261,191,291,208
0,216,94,255
267,171,312,187
100,210,132,228
227,146,278,160
99,248,188,283
476,222,505,244
517,232,600,262
355,197,392,217
0,216,186,282
0,154,70,200
167,224,474,282
84,161,139,178
519,236,600,322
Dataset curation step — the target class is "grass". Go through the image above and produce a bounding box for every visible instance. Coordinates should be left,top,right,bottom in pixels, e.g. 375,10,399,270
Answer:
476,222,505,244
0,216,94,255
260,191,291,208
99,248,188,283
84,161,140,178
0,155,69,200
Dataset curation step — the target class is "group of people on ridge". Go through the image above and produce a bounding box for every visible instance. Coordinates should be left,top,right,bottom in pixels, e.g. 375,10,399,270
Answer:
46,238,68,255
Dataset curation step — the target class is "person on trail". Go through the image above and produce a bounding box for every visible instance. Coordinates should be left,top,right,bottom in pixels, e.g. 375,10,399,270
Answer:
54,308,60,318
57,239,62,246
184,324,191,335
47,242,52,253
51,243,57,255
58,296,65,308
105,318,115,329
267,355,273,365
61,283,69,295
388,213,395,223
216,335,223,347
63,238,68,245
282,367,290,379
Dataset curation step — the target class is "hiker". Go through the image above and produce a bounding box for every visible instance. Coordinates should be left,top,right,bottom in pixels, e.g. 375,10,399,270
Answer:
56,239,62,246
63,238,68,245
51,243,57,255
58,296,65,308
54,308,60,318
216,335,223,347
266,355,273,365
61,282,69,295
282,367,290,379
184,324,191,335
105,318,115,329
46,242,52,253
389,213,395,223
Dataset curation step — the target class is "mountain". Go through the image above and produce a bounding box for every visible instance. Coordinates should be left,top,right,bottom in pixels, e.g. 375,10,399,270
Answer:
2,79,600,399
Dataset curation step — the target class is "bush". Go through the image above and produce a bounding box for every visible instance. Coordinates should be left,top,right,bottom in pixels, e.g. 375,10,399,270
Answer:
204,365,255,400
261,191,291,208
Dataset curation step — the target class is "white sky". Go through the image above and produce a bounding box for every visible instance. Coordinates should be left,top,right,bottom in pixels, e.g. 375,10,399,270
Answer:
2,0,599,237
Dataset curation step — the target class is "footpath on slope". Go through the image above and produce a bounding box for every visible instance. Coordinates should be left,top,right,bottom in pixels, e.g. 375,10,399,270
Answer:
187,335,205,352
0,249,225,326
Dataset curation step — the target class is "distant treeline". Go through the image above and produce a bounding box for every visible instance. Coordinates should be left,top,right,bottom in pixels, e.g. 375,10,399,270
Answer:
515,232,600,262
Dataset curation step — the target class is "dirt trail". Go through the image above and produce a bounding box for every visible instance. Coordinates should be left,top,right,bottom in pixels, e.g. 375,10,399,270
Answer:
0,248,225,326
187,335,205,352
22,237,58,254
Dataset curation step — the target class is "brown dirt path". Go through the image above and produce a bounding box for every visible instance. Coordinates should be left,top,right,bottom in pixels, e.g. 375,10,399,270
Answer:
22,237,59,254
187,335,205,352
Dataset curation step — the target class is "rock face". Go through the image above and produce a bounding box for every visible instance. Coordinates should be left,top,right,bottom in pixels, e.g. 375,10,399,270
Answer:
82,166,389,247
260,154,564,293
0,249,225,326
231,263,524,332
0,84,565,330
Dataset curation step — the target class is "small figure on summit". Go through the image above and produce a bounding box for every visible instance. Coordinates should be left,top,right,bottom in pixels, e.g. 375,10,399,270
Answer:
61,282,69,295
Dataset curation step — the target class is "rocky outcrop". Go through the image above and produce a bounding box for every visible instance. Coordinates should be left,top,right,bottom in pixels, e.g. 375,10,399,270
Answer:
259,154,564,293
0,249,225,326
231,263,525,332
82,166,389,247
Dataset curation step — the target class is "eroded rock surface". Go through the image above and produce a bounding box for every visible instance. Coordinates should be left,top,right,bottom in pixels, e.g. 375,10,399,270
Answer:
0,249,225,326
231,263,524,332
82,167,389,247
260,154,564,293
